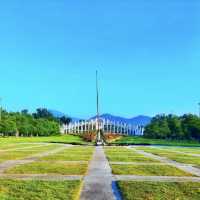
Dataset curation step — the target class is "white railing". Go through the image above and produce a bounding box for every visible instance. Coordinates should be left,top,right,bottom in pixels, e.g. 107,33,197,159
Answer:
61,118,144,136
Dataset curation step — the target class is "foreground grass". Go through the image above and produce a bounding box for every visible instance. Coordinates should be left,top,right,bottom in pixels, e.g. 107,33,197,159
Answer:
0,179,81,200
0,135,88,145
117,181,200,200
5,161,88,175
104,147,159,162
112,136,200,147
111,164,193,176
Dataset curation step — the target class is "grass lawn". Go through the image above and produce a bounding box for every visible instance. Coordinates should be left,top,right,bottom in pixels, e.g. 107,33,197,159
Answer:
0,135,88,145
41,147,94,161
117,181,200,200
112,136,200,147
0,143,44,150
104,147,159,162
159,147,200,154
0,179,81,200
5,161,88,175
0,144,60,162
111,164,193,176
136,147,200,168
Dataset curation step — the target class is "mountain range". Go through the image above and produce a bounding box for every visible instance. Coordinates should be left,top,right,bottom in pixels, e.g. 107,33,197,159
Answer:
49,110,151,126
90,114,151,126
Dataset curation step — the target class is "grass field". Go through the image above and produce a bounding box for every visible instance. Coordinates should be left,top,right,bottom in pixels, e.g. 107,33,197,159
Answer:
111,164,193,176
157,146,200,154
0,135,88,145
136,147,200,168
0,179,81,200
104,147,159,162
5,161,88,175
0,144,60,162
117,181,200,200
112,136,200,147
0,142,93,199
41,147,94,161
0,137,200,199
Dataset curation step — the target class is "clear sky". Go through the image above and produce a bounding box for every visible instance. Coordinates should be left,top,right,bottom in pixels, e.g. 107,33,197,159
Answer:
0,0,200,118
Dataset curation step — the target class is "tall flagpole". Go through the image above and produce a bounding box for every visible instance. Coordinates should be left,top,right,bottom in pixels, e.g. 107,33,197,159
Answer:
96,70,99,121
96,70,102,145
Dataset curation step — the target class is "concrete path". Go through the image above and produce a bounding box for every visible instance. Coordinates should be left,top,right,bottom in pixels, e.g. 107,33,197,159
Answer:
114,175,200,182
134,148,200,177
80,146,120,200
110,162,168,165
0,174,82,181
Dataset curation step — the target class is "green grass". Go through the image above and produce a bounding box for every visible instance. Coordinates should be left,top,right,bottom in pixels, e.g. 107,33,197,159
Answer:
112,136,200,147
5,161,88,175
0,144,60,162
104,147,159,162
0,143,43,150
111,164,193,176
159,147,200,154
0,179,81,200
117,181,200,200
41,147,94,161
136,147,200,168
0,135,89,145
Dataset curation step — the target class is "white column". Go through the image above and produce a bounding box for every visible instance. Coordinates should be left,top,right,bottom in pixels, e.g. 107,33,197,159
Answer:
103,119,105,132
117,122,119,134
105,119,107,133
77,122,79,134
126,124,129,135
93,120,95,131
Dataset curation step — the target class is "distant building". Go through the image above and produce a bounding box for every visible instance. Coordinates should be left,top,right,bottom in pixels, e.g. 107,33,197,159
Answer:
61,117,144,136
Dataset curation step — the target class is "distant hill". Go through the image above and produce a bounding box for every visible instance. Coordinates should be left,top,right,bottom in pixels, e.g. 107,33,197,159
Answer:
49,110,151,126
90,114,152,126
48,110,82,122
48,110,66,118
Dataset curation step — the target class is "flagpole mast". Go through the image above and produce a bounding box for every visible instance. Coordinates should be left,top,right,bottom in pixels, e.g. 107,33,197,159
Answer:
96,70,99,121
96,70,102,145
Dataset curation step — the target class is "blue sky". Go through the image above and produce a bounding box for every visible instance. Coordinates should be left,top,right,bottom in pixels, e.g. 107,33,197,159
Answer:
0,0,200,118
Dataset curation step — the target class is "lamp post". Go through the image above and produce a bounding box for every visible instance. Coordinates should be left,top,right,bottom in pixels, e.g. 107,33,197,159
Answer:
198,102,200,118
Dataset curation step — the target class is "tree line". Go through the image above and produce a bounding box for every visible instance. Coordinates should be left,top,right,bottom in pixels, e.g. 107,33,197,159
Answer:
0,108,71,137
144,114,200,141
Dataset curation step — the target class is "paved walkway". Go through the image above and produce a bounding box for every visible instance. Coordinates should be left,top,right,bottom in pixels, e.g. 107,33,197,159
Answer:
0,174,82,181
80,146,120,200
114,175,200,182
